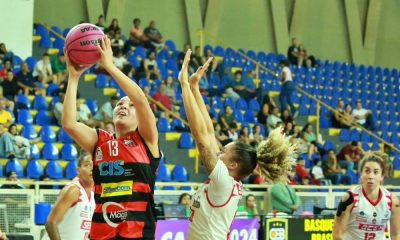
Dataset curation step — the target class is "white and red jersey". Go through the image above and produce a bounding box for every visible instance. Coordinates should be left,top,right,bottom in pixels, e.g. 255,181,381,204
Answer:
43,178,95,240
343,185,392,240
188,160,242,240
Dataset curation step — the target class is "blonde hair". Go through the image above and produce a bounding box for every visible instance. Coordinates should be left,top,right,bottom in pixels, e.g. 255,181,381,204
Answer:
256,127,297,182
359,151,387,175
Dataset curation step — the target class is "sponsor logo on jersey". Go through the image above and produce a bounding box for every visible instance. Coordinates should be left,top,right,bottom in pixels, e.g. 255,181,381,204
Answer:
80,220,91,230
123,139,138,147
101,181,133,197
102,202,127,227
358,223,384,231
99,160,124,176
95,147,103,161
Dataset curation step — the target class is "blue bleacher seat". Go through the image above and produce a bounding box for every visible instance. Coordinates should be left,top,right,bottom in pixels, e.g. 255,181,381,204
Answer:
45,161,63,179
18,110,33,125
157,118,171,132
172,165,188,182
50,26,62,38
360,131,371,142
21,125,38,140
179,133,194,149
180,186,192,191
236,98,248,111
248,99,260,112
128,55,140,68
163,186,177,190
63,27,71,38
350,129,360,142
6,159,24,178
233,110,244,123
244,111,257,123
156,164,171,182
25,57,37,71
224,97,235,109
165,40,177,52
96,74,109,88
35,25,48,38
339,129,350,142
0,164,2,177
371,142,381,151
36,110,51,126
65,161,78,179
16,94,30,109
85,99,98,115
30,144,40,160
362,142,370,151
54,38,65,52
58,128,74,143
61,144,78,161
40,125,56,143
323,140,335,152
47,83,60,97
27,160,44,180
39,35,52,48
135,46,147,60
42,143,59,160
171,119,186,132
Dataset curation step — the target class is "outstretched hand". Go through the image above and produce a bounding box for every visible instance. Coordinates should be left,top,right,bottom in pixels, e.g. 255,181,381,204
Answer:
189,57,213,86
97,36,114,70
178,49,192,86
64,49,91,80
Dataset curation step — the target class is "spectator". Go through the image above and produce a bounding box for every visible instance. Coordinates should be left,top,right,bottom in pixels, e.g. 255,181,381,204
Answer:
270,181,301,214
38,174,54,189
178,43,195,71
238,126,253,145
352,100,375,130
111,31,124,55
15,62,45,96
214,123,231,148
191,46,205,70
257,103,270,125
205,49,222,77
106,18,121,38
297,44,307,67
227,122,239,141
337,141,362,171
0,43,14,66
219,106,234,132
1,70,18,101
322,150,351,185
0,171,24,189
142,51,161,80
129,18,145,47
267,106,282,132
94,96,118,128
311,158,325,185
295,158,311,184
178,193,191,218
95,14,106,32
51,52,67,83
164,76,177,103
229,70,257,101
33,53,57,85
281,109,295,126
332,99,352,129
144,20,164,49
112,49,128,70
53,92,65,125
284,121,296,136
152,82,173,116
279,60,297,116
0,99,13,128
383,144,394,178
77,101,95,127
251,125,264,146
237,194,259,219
287,38,299,66
296,132,318,159
0,60,13,79
7,124,31,160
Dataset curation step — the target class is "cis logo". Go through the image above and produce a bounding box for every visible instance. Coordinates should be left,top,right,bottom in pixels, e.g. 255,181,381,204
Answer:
99,161,124,176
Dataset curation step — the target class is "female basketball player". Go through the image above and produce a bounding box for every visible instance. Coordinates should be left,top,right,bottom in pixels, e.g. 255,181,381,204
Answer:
44,153,95,240
179,50,296,240
63,36,161,239
333,152,400,240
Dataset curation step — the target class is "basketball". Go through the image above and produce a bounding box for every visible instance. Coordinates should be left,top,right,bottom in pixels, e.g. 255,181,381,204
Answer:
65,23,104,66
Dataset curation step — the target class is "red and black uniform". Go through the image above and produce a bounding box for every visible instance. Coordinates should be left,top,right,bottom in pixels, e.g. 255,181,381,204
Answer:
90,129,161,240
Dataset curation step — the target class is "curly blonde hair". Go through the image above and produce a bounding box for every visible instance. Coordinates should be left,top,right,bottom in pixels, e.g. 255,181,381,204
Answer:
256,127,297,182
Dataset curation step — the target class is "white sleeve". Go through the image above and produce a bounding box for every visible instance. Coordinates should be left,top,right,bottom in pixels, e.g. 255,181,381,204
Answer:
207,160,236,206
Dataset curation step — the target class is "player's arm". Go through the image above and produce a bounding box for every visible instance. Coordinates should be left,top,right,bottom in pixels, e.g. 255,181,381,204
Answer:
188,58,220,153
333,192,353,240
97,36,159,157
45,186,80,240
62,51,98,154
390,195,400,240
179,50,217,174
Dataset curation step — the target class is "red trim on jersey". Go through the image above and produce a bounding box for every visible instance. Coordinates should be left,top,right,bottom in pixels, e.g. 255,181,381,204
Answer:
90,221,145,239
90,222,116,239
119,221,145,238
204,183,237,208
93,201,148,213
362,187,382,207
387,193,393,210
94,183,151,195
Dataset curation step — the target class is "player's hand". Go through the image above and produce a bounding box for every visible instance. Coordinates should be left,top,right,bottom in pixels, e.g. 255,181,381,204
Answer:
64,49,90,80
189,57,213,86
178,49,192,86
97,36,114,70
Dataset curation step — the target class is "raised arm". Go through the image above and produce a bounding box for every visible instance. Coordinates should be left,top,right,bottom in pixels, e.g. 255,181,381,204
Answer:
188,58,220,153
62,52,98,154
333,192,353,240
179,50,217,174
98,37,159,156
45,186,80,240
391,195,400,240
